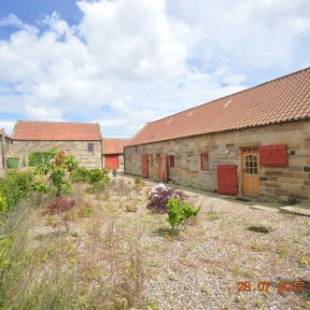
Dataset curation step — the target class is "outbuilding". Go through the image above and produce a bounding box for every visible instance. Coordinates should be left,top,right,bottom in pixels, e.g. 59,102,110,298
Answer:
8,121,103,169
124,68,310,201
103,138,130,171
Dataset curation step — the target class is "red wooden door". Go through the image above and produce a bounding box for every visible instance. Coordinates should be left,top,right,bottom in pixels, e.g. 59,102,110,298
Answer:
105,155,119,170
217,165,238,196
159,155,168,182
142,154,149,178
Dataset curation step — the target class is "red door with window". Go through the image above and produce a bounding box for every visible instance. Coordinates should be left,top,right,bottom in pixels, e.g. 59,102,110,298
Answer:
105,155,119,170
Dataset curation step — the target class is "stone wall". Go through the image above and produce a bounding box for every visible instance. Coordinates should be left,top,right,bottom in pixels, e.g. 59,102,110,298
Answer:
8,140,102,169
124,120,310,200
119,154,125,171
0,136,12,170
0,135,3,170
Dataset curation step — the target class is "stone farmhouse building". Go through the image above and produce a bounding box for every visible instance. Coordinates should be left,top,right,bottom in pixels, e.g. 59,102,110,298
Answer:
102,138,130,171
124,68,310,201
7,121,103,169
0,121,129,171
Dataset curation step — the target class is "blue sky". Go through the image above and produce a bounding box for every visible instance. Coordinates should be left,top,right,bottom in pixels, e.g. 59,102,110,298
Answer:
0,0,309,137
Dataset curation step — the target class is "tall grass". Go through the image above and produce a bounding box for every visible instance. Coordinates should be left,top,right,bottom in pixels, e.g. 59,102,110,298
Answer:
0,198,146,309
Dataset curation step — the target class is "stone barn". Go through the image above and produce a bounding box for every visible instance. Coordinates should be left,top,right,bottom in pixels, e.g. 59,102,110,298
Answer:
0,129,12,170
8,121,103,169
102,138,130,171
124,68,310,201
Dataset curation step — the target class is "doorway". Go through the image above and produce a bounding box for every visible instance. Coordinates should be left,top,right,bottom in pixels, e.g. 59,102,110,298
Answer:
241,147,260,197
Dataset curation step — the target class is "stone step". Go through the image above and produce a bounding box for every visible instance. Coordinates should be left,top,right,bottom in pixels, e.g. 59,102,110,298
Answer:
279,206,310,217
250,204,279,213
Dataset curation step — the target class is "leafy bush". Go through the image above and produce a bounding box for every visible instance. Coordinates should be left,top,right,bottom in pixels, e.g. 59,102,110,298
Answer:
32,182,50,194
0,171,32,213
135,177,142,186
63,155,78,172
0,194,8,213
147,183,187,214
70,167,89,183
71,167,109,193
49,167,72,197
88,169,108,185
167,198,200,231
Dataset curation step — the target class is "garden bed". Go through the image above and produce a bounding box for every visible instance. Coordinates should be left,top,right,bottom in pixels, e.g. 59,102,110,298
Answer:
1,176,309,309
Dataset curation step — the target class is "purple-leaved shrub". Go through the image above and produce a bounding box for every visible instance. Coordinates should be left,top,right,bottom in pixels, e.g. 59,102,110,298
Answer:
147,183,187,213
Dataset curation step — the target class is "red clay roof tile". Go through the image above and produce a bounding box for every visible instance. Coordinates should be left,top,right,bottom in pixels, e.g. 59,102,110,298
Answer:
128,67,310,146
103,138,130,154
12,121,102,141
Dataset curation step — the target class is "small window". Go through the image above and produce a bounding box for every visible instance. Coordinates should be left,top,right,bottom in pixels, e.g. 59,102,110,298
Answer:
88,143,94,153
201,152,209,171
169,155,175,168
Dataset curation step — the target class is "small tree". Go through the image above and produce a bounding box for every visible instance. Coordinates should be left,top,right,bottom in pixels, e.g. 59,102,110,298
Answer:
49,167,72,197
167,198,200,233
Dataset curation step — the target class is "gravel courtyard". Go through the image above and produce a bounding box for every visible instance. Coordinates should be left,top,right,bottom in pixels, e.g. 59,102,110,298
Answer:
17,176,310,309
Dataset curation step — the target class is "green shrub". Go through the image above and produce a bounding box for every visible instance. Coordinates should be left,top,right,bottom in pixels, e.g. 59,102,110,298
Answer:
70,167,89,183
32,182,50,194
50,167,72,197
167,198,200,232
87,169,108,185
135,177,141,186
0,171,32,213
71,167,109,192
0,194,8,213
63,155,78,172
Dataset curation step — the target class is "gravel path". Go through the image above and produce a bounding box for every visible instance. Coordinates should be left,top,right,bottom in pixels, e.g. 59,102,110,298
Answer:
30,177,310,309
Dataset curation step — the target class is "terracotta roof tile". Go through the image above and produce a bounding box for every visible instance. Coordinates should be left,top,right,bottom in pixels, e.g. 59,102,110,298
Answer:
12,121,102,141
128,67,310,146
103,138,130,154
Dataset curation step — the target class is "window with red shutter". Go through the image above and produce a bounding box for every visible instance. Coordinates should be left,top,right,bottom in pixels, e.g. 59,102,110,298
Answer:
169,155,175,168
201,152,209,171
259,144,288,167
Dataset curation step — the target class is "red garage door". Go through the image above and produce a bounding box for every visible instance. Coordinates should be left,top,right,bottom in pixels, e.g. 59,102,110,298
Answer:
105,155,119,170
217,165,238,196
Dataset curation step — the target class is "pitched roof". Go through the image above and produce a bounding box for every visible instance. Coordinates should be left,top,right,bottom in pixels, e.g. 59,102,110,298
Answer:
103,138,130,154
128,67,310,146
12,121,102,141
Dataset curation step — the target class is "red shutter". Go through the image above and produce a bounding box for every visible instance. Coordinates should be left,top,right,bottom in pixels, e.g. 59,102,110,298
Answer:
159,155,168,182
217,165,238,196
201,153,209,171
259,144,288,167
169,155,175,168
142,154,149,178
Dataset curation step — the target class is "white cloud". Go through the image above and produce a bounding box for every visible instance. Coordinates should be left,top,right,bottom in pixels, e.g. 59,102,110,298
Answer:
0,0,309,137
0,120,15,134
0,14,37,33
168,0,310,71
